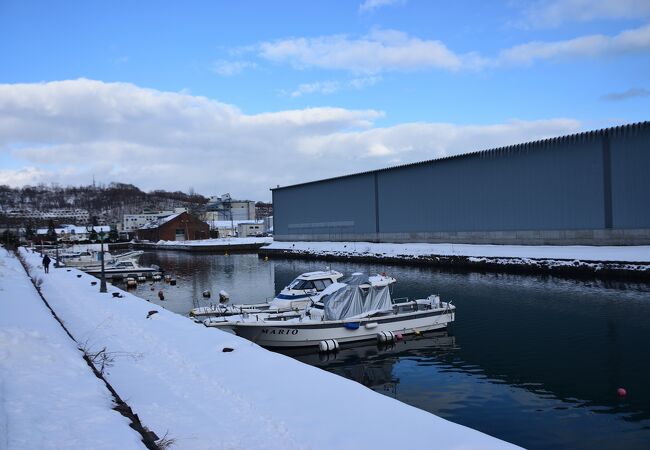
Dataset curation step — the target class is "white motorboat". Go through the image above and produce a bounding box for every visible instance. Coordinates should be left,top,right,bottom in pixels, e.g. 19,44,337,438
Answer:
189,270,346,318
83,260,160,279
204,273,455,348
61,250,144,268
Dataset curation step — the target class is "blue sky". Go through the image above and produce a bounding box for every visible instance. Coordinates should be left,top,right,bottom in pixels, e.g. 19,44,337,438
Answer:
1,0,649,199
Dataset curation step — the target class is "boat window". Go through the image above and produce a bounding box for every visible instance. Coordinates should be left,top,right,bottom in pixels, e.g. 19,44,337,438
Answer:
322,279,333,287
300,280,315,290
313,280,326,291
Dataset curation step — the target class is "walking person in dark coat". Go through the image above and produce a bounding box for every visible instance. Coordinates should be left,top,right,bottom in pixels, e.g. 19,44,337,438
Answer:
42,254,51,273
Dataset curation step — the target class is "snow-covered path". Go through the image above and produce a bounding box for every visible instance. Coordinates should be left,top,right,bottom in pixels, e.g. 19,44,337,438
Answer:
16,247,519,450
0,248,144,450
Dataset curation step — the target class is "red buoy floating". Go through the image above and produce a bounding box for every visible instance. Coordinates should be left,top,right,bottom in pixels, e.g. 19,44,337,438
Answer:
158,290,165,301
395,333,404,341
617,388,627,397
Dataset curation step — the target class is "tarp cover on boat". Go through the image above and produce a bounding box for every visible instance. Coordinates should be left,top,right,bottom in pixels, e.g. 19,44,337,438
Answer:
323,274,393,321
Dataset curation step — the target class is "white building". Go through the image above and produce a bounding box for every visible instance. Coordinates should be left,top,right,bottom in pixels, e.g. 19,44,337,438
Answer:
35,225,111,241
237,222,266,237
122,208,186,232
205,193,255,221
6,208,90,223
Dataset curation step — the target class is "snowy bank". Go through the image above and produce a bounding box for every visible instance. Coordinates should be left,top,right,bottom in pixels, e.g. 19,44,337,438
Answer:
17,247,517,450
135,237,272,252
0,248,144,449
261,241,650,279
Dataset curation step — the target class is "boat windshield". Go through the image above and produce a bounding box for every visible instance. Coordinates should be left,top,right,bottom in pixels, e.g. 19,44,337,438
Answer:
288,278,332,291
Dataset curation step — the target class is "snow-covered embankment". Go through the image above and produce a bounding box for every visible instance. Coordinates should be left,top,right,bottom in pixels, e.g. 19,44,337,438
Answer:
10,247,518,449
0,248,145,449
261,241,650,279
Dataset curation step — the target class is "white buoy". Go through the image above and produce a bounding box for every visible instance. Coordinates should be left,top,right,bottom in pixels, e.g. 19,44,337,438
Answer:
318,339,340,352
377,331,395,343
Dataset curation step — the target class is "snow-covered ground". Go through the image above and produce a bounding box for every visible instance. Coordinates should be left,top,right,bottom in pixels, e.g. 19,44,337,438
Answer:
0,248,144,449
154,236,272,246
13,247,518,450
265,241,650,262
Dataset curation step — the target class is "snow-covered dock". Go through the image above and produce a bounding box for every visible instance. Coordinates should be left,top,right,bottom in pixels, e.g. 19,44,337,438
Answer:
134,237,272,252
3,246,518,449
260,241,650,280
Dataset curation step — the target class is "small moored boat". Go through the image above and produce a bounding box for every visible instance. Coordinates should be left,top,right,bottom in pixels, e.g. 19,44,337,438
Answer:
189,270,346,318
206,273,455,348
83,260,160,279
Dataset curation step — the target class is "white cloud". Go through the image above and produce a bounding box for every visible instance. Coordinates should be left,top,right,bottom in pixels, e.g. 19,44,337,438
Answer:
258,29,488,73
359,0,405,14
290,81,341,98
211,60,257,76
498,23,650,65
257,24,650,73
288,76,382,98
0,79,583,198
601,87,650,101
519,0,650,28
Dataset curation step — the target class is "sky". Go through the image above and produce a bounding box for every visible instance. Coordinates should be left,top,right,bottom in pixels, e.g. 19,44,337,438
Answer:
0,0,649,201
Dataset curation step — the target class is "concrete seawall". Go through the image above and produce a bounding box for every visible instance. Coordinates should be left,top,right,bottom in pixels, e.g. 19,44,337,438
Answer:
259,245,650,281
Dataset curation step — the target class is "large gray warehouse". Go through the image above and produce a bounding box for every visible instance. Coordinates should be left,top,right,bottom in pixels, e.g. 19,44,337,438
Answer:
272,121,650,246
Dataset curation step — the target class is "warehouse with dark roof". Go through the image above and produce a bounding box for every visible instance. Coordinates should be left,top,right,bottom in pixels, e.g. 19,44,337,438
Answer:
272,121,650,245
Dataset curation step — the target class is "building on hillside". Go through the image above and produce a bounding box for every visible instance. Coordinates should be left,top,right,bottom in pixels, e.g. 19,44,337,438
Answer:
35,225,111,242
123,208,186,232
205,193,255,221
237,222,266,237
136,212,209,242
255,202,273,220
6,208,90,224
272,121,650,246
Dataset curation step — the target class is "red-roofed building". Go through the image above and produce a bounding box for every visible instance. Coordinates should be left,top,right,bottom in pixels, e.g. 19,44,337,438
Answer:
136,211,209,242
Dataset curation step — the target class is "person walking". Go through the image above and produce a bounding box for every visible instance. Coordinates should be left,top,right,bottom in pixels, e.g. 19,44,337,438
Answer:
42,254,51,274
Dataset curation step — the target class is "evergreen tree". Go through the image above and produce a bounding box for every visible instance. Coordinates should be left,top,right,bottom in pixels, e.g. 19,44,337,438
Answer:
46,220,57,242
108,227,119,242
25,221,35,240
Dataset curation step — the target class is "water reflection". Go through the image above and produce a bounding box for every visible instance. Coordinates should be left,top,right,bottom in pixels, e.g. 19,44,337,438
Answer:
130,252,650,450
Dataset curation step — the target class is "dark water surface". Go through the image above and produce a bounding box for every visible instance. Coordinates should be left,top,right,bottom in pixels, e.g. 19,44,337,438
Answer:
135,252,650,449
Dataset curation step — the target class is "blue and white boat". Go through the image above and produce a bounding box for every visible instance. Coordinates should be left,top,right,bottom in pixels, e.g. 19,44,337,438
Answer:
190,270,346,318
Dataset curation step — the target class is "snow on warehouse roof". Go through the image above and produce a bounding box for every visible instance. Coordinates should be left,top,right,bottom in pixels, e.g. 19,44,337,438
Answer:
139,212,183,230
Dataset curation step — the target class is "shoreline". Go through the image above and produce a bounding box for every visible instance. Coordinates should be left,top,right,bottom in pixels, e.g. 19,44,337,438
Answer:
7,246,517,449
259,242,650,281
132,237,272,253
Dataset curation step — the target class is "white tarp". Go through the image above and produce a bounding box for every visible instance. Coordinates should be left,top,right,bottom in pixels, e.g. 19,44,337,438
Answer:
323,274,393,320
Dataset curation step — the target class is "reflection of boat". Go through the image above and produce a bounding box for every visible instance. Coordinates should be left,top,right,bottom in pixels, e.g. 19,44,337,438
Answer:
190,270,345,318
280,332,456,397
83,260,160,279
61,250,144,269
210,273,455,348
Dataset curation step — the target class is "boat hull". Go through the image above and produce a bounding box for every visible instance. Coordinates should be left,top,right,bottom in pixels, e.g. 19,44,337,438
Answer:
231,309,455,348
84,267,159,279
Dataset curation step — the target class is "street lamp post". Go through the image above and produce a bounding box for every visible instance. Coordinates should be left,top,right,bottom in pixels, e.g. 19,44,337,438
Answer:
88,224,108,293
98,229,107,293
54,230,60,268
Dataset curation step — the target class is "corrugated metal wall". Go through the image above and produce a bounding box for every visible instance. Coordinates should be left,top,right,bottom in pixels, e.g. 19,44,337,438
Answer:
273,122,650,244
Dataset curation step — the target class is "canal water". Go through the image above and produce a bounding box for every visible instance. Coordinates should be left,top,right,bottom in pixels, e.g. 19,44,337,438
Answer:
134,251,650,450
